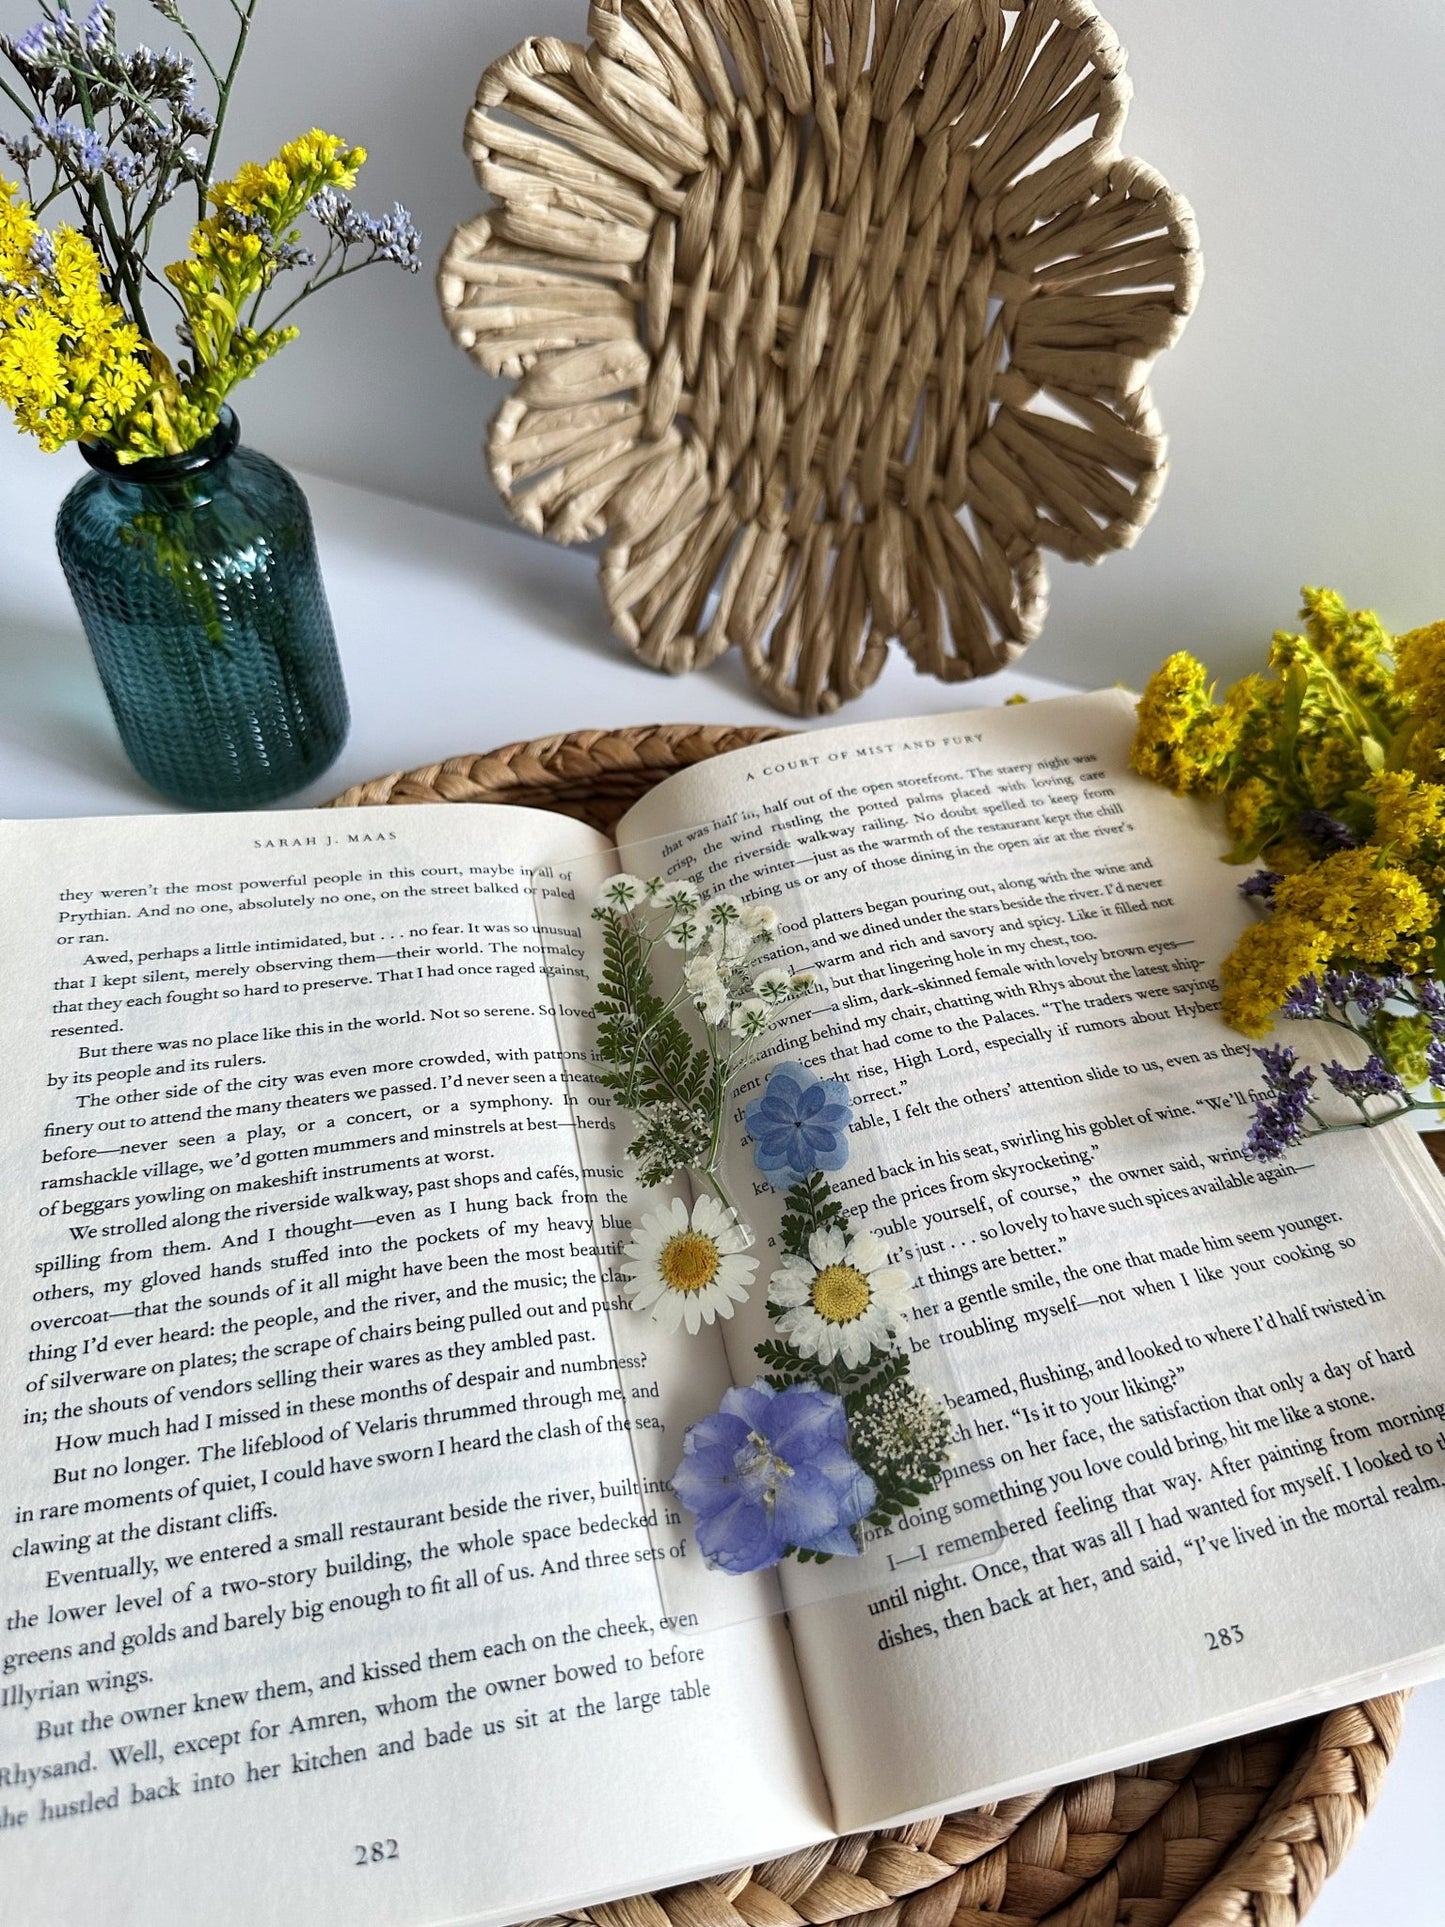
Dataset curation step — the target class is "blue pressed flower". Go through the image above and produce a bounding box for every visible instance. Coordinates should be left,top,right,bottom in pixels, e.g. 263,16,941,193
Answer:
1427,1039,1445,1086
1321,1055,1404,1102
671,1381,876,1574
1416,979,1445,1019
1239,870,1283,903
744,1062,851,1187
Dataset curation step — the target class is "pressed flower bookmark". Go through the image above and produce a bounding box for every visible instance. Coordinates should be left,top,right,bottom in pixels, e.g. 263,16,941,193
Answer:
589,874,952,1577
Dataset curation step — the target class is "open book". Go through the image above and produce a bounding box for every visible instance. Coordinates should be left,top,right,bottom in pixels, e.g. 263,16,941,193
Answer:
5,691,1445,1927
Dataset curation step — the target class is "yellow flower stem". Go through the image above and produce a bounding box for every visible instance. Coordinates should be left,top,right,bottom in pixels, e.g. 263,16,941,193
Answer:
200,0,260,217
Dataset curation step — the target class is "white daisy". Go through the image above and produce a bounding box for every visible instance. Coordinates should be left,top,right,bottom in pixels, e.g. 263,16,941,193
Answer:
598,873,646,912
620,1195,757,1335
768,1226,912,1369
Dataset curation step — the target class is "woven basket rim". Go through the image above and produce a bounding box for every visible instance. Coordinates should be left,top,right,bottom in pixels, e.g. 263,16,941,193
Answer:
327,722,1405,1927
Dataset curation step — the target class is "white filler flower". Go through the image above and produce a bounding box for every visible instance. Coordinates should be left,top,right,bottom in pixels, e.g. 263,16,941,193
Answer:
768,1228,911,1369
598,873,647,911
620,1196,757,1334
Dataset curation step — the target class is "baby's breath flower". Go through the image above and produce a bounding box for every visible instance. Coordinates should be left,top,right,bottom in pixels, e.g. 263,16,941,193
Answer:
664,911,703,949
692,980,728,1026
752,967,792,1002
729,997,768,1040
599,873,646,912
710,919,752,964
741,903,778,937
658,880,700,914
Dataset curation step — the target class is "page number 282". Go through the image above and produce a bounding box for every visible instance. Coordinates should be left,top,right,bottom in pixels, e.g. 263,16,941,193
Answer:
354,1841,399,1866
1204,1624,1245,1652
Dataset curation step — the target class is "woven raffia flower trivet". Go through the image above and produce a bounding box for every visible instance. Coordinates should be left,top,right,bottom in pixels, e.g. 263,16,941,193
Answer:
330,722,1409,1924
438,1,1201,716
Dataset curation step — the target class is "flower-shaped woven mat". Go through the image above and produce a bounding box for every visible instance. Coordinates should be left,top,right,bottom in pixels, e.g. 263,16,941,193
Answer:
439,0,1201,716
331,722,1409,1925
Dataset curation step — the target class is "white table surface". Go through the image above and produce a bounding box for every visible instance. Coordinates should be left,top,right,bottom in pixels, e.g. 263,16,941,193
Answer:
1,438,1441,1920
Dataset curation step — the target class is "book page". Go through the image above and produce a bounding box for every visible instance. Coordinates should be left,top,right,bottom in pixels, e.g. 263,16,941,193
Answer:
618,693,1445,1827
0,805,829,1927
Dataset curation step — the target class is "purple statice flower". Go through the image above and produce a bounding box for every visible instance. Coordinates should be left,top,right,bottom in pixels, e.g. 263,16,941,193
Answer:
81,4,113,53
1415,979,1445,1020
744,1062,851,1188
1299,809,1360,853
308,189,422,270
27,228,55,277
37,116,111,181
103,147,142,190
1321,1055,1405,1103
1281,976,1325,1020
1243,1044,1315,1161
1321,968,1395,1019
672,1381,876,1573
0,128,41,167
8,20,56,67
1256,1043,1304,1088
1239,870,1282,903
1427,1039,1445,1087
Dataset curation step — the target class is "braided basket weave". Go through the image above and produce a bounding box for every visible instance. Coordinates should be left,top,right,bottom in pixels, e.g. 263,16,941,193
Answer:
439,0,1201,716
330,721,1408,1924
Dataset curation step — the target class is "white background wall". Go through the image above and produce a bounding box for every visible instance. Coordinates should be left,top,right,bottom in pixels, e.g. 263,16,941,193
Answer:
4,0,1445,690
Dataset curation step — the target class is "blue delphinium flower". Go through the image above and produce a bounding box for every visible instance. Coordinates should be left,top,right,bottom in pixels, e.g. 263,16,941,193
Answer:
744,1062,850,1187
671,1381,876,1574
1243,1044,1315,1160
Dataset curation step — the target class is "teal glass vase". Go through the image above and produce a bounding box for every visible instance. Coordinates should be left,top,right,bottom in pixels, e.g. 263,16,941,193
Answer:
55,410,349,810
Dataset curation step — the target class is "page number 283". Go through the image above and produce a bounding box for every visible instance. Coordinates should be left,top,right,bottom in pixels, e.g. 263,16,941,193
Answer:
354,1841,399,1866
1204,1624,1245,1652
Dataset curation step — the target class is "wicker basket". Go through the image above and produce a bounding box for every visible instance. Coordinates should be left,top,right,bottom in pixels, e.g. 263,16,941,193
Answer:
329,723,1405,1926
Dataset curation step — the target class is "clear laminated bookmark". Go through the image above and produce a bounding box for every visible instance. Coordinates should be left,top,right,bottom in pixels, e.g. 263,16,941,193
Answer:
529,819,1021,1634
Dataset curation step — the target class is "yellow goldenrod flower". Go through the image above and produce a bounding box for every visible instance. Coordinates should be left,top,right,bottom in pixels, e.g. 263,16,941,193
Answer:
119,131,363,460
1220,849,1434,1035
0,180,151,452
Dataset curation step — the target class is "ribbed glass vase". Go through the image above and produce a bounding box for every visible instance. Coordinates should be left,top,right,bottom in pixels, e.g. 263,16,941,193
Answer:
55,410,349,810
